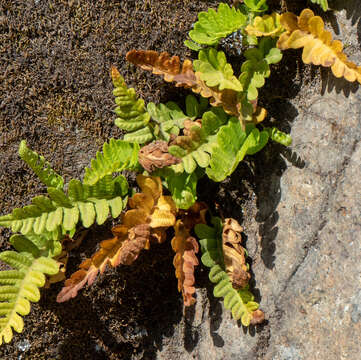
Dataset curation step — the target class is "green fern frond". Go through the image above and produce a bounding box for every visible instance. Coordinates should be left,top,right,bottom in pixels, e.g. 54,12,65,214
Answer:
168,108,228,173
245,12,284,38
195,218,260,326
156,168,200,210
18,140,64,190
112,67,206,144
0,175,128,235
265,127,292,146
9,233,62,259
206,119,269,182
83,139,140,185
123,127,154,144
310,0,328,11
239,37,282,102
111,66,153,144
209,265,260,325
186,3,247,48
242,0,268,13
0,232,60,344
193,48,243,91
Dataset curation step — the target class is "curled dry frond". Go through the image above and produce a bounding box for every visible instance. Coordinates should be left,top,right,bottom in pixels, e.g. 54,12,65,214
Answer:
138,140,181,173
171,220,199,306
222,218,251,289
57,175,176,302
178,202,208,231
171,202,207,306
195,217,264,326
277,9,361,84
125,175,176,229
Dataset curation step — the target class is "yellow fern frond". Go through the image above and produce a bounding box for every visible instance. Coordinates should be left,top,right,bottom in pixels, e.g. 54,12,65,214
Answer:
246,13,284,38
277,9,361,83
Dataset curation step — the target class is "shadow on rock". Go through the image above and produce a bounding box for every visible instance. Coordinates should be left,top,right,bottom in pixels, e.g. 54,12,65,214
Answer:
39,238,184,360
332,0,361,28
320,67,360,97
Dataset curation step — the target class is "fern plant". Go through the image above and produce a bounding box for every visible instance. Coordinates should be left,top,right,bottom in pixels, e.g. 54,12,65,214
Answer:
0,0,356,348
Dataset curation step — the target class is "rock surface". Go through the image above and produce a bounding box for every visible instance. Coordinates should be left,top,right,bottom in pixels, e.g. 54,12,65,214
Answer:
0,1,360,359
157,4,361,360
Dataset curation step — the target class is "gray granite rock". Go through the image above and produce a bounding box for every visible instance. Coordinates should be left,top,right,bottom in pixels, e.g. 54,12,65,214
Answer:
158,4,361,359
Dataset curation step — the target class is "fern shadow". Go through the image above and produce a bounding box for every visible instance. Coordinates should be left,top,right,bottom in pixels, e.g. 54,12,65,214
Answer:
320,67,360,96
38,227,184,360
331,0,361,27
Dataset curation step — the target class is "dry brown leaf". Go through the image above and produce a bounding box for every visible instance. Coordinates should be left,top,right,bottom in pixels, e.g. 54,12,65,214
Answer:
57,176,176,302
56,224,152,302
222,218,251,289
125,175,176,229
126,49,240,116
138,140,181,173
56,225,130,302
126,50,267,128
171,220,199,306
250,309,265,325
277,9,361,83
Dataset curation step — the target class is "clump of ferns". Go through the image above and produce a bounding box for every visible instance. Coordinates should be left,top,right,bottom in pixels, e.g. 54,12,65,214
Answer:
0,0,360,346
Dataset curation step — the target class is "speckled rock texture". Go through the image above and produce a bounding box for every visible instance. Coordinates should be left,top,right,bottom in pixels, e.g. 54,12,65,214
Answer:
158,3,361,360
0,1,360,359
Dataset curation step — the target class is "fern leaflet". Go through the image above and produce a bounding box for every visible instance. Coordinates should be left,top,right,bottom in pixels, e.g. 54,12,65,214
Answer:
186,3,247,48
18,140,64,190
206,120,269,182
0,233,60,344
168,108,228,173
111,66,153,144
310,0,328,11
83,139,140,185
193,48,243,91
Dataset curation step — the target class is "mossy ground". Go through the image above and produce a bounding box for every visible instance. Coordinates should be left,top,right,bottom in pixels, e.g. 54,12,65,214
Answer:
0,0,328,358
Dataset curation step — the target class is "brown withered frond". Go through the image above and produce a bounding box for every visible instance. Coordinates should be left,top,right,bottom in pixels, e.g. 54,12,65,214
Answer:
171,202,207,306
138,140,181,173
171,220,199,306
250,309,266,325
126,50,240,116
222,218,251,289
126,50,267,127
126,50,196,86
56,225,131,302
125,174,177,228
57,176,176,302
277,9,361,83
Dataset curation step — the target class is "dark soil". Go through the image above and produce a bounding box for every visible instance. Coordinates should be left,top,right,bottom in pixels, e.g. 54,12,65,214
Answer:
0,0,319,359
